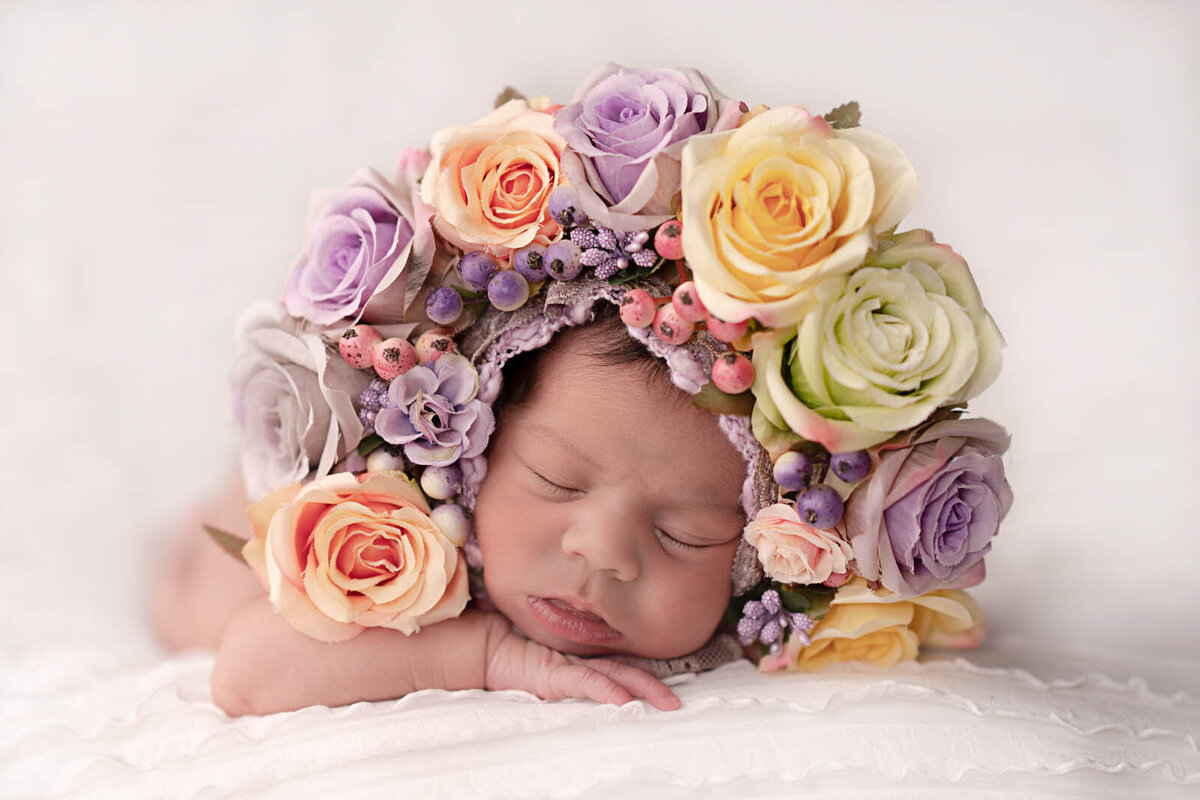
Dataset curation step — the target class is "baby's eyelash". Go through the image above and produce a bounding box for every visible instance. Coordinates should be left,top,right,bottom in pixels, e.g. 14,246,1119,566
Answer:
530,469,580,498
655,528,704,552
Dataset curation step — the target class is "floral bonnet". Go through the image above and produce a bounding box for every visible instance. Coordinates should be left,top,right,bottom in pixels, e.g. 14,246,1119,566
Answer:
223,63,1013,675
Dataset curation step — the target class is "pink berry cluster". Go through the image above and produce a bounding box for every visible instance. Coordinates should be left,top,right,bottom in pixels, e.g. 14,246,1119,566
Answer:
338,324,458,381
619,219,756,396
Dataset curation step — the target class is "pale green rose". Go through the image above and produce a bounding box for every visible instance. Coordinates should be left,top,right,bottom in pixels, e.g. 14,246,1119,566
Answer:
751,233,1004,452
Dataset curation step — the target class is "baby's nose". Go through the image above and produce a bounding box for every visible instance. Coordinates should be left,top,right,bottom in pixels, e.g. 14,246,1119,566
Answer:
560,510,642,583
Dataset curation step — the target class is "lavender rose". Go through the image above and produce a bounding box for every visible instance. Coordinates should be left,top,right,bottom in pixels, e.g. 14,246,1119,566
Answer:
231,302,373,500
554,63,741,231
841,417,1013,598
283,151,436,326
375,354,495,467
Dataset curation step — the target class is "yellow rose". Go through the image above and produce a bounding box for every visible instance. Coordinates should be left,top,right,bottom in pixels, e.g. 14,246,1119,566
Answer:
777,578,984,672
421,99,566,253
680,106,916,327
242,471,468,642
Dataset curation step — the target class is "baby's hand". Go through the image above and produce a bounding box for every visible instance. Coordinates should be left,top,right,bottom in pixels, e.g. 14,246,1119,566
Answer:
484,626,680,711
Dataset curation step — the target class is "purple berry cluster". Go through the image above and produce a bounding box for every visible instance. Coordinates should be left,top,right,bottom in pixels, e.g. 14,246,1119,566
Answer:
771,446,874,530
737,590,814,656
357,379,389,433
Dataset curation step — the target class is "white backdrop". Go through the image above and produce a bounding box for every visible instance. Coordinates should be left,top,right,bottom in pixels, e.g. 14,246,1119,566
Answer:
2,0,1198,688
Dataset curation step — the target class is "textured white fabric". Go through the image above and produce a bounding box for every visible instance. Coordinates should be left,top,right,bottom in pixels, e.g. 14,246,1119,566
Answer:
3,645,1197,798
2,1,1198,798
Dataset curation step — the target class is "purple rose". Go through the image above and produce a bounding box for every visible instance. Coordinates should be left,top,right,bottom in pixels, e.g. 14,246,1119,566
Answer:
554,63,741,231
842,418,1013,598
283,151,436,326
231,302,372,500
375,354,495,467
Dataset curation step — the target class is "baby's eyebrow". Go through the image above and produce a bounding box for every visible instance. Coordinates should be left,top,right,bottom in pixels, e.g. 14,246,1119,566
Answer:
523,422,600,467
524,420,742,516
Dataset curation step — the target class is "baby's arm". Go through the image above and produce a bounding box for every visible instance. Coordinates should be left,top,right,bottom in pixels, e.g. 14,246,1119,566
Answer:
212,598,679,715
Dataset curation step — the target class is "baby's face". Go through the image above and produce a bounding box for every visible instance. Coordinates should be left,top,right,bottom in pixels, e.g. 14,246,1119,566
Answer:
473,336,746,659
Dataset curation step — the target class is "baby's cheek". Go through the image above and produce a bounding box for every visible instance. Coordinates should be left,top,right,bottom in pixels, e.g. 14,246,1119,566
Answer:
649,562,733,652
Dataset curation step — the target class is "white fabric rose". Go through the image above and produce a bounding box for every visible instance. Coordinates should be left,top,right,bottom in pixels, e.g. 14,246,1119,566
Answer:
231,302,373,500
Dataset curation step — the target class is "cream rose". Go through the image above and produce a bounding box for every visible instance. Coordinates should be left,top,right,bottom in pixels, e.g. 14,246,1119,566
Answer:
242,472,468,642
760,578,985,671
743,502,853,584
750,233,1005,452
421,99,566,253
680,106,917,327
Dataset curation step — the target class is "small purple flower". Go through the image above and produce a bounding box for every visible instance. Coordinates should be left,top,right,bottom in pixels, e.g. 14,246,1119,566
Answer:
374,354,495,467
570,225,658,279
737,589,815,657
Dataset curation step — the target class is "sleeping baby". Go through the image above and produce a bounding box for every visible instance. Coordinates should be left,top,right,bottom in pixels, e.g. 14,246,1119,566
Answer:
150,63,1010,716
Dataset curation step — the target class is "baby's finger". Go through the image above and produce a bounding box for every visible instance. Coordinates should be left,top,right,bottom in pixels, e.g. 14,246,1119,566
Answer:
549,664,634,707
577,659,680,711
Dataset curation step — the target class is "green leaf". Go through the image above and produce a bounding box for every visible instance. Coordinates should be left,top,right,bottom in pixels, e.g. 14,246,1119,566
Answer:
824,101,861,130
605,262,662,286
778,588,810,613
203,524,250,565
691,382,755,416
357,433,385,457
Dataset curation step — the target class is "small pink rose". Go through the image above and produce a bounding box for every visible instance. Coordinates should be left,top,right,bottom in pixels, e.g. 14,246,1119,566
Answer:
743,502,853,585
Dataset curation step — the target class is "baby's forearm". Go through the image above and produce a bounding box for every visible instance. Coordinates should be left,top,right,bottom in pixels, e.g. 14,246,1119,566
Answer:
212,597,504,716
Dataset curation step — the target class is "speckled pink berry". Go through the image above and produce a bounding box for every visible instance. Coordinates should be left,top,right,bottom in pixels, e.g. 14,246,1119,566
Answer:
704,314,749,343
710,352,755,394
339,325,383,370
653,219,684,260
370,337,417,381
415,328,458,364
671,281,708,323
652,302,695,345
620,289,657,328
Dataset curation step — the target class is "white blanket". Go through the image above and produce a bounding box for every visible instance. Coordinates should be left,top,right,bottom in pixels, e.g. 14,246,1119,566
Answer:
4,643,1197,798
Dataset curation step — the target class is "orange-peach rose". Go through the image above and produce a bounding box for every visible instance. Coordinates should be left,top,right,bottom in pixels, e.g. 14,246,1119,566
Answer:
421,99,566,254
742,502,853,584
242,471,468,642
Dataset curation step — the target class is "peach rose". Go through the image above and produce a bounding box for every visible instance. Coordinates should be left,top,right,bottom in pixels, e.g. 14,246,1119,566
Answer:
680,106,917,327
242,471,468,642
421,99,566,253
742,502,853,584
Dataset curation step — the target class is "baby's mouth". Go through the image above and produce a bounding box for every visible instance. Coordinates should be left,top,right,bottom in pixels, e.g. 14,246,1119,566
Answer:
527,596,621,645
544,597,607,623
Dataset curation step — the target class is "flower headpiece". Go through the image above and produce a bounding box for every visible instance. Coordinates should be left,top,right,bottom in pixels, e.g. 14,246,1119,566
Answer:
213,63,1012,675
